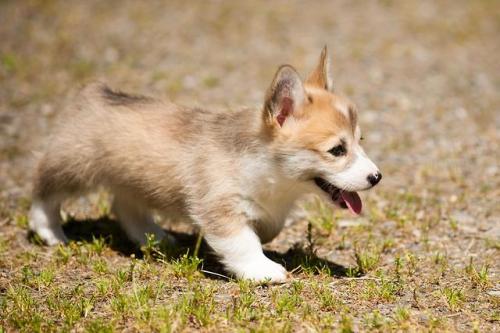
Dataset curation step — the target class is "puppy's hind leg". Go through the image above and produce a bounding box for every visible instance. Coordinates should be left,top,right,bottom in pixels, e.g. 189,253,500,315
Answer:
29,194,68,245
29,155,82,245
112,192,173,246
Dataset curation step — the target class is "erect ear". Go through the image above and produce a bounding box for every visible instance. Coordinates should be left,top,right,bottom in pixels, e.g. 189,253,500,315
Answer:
305,45,333,91
264,65,305,127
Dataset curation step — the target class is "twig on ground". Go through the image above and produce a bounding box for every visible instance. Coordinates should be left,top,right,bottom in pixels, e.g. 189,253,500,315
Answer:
200,269,230,280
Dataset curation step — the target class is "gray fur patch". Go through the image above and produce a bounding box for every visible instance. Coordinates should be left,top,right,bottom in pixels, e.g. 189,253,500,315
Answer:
100,85,153,106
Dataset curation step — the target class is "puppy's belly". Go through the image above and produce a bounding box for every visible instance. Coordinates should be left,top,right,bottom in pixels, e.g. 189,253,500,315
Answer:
152,194,290,243
244,201,288,244
254,220,285,244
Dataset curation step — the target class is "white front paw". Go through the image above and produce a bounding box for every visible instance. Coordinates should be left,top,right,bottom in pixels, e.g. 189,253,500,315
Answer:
232,257,287,283
36,227,68,246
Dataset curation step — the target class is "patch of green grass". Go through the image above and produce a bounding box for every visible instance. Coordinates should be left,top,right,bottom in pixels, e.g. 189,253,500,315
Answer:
94,277,112,296
1,52,18,73
393,255,404,281
465,258,490,288
140,233,162,261
313,284,343,312
203,75,220,88
87,235,108,256
433,251,447,266
354,245,381,274
363,275,402,302
55,244,73,264
171,253,203,280
20,265,55,289
273,288,303,316
228,280,258,322
85,319,114,333
378,192,435,232
393,306,411,323
14,214,28,229
70,59,96,80
340,314,354,333
295,253,334,276
449,218,458,231
427,314,445,331
0,236,7,253
364,309,389,330
5,285,46,331
92,258,109,274
405,252,418,276
167,79,183,95
175,284,216,328
381,238,395,252
140,233,182,262
442,287,464,311
113,267,131,286
484,238,500,250
489,311,500,323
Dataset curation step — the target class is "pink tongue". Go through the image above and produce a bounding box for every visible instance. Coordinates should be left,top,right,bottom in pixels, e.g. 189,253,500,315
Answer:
341,191,362,215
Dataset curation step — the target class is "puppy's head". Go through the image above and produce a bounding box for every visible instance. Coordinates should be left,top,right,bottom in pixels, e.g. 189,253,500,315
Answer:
263,46,381,215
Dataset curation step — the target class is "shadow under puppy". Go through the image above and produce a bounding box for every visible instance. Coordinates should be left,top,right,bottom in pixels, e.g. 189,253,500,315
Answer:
29,47,381,283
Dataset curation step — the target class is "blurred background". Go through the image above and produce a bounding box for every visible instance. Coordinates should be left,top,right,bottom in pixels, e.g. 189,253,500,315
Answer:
0,1,499,331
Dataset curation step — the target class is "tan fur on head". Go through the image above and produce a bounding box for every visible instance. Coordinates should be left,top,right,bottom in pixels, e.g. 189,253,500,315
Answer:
29,47,380,283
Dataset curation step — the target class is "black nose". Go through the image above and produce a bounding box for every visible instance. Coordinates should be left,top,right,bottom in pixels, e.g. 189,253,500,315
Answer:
367,172,382,186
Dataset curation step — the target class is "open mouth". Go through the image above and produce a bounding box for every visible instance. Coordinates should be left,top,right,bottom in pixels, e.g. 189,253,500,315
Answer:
313,177,362,215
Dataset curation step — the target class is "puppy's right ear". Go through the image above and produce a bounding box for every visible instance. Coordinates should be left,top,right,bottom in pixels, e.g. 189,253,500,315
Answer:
264,65,305,127
305,45,333,91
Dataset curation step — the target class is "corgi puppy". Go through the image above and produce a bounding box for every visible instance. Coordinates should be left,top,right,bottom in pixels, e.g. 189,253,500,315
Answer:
29,47,381,282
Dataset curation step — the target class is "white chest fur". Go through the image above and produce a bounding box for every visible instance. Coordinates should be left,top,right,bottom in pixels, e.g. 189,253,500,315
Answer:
239,154,305,243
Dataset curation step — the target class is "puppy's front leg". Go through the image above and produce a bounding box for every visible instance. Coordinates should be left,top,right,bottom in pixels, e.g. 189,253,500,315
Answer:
203,220,287,283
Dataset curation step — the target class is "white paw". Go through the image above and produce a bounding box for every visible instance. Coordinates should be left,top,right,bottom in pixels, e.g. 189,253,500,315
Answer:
232,257,287,283
35,227,68,246
29,200,68,246
205,226,288,284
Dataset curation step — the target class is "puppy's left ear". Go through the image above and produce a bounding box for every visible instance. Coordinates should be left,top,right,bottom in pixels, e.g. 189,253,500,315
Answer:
264,65,305,127
305,45,333,91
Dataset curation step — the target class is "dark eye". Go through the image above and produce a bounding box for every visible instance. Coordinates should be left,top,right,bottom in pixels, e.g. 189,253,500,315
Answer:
328,144,346,157
360,136,365,141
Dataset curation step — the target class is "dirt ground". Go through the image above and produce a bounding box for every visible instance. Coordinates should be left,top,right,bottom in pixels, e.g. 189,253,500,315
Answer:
0,1,499,332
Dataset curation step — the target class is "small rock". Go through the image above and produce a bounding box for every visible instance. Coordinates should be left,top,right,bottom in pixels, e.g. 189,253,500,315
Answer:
486,165,498,176
454,107,468,120
381,220,397,229
104,47,119,63
486,290,500,298
450,211,474,224
369,68,383,83
182,75,197,89
40,103,54,116
459,225,478,234
337,218,369,228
